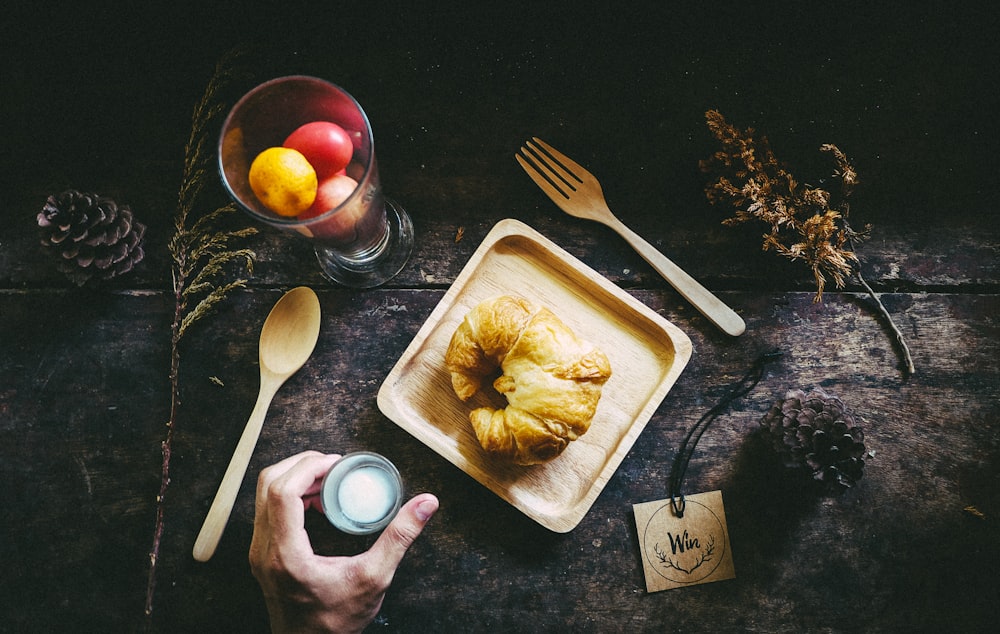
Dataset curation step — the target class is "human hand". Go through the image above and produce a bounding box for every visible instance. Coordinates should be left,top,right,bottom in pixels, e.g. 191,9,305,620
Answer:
249,451,439,633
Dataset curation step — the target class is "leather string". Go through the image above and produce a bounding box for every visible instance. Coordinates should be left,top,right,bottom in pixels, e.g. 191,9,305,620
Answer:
668,350,782,517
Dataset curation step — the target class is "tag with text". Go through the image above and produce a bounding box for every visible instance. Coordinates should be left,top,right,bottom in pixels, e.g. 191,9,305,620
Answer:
633,490,735,592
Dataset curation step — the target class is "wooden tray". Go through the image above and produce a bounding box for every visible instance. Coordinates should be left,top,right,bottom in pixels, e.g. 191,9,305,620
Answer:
377,219,692,532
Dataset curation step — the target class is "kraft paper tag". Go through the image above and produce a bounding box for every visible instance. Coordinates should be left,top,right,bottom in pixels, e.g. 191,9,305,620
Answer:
632,490,735,592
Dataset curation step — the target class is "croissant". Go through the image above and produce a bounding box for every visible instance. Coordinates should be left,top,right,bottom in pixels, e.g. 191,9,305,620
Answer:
445,295,612,465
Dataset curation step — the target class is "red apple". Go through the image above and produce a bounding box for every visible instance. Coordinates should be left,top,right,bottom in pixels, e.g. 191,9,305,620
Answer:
302,173,358,216
283,121,353,180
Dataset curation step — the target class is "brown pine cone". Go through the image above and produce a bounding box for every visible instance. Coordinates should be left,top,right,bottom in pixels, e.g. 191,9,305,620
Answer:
759,388,867,489
37,190,146,285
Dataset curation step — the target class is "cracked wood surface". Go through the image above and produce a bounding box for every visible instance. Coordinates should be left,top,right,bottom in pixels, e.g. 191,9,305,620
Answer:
2,2,998,632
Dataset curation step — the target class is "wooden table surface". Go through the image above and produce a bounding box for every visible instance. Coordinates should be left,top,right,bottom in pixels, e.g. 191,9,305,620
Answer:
3,3,998,632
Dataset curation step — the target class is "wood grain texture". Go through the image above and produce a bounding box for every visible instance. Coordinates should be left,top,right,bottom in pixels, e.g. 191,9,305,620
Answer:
2,1,998,631
4,289,997,632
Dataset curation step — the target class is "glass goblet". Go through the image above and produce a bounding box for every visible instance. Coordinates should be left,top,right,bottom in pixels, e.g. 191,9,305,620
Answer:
219,76,413,288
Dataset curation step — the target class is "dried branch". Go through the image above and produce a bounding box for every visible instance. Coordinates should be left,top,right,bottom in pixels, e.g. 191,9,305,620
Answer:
144,50,257,625
701,110,915,376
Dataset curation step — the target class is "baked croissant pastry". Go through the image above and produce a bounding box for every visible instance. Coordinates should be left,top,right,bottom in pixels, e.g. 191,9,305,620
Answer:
445,295,612,465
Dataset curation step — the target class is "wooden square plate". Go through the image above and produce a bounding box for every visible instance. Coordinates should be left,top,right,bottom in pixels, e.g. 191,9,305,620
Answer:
378,219,692,532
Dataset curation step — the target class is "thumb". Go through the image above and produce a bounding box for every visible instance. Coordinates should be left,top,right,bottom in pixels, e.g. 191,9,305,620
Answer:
367,493,438,574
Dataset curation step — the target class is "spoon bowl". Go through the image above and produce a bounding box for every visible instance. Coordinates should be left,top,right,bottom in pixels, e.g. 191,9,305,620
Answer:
259,287,324,376
193,286,321,562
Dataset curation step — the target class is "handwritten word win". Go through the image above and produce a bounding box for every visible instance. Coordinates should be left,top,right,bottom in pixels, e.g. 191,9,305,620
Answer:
667,530,700,554
654,532,716,575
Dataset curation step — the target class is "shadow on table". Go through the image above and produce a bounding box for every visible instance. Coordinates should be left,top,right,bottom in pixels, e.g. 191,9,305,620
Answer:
719,431,826,583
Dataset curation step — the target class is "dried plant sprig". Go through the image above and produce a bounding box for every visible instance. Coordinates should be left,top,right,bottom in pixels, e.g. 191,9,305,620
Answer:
701,110,865,300
144,50,257,623
700,110,914,376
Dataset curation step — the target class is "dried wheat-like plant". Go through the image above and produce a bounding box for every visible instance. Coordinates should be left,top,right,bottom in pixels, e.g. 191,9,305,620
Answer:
701,110,914,376
144,50,257,622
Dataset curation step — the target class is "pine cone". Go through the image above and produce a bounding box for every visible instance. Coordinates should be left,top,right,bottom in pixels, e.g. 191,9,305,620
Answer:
37,190,146,286
759,388,866,489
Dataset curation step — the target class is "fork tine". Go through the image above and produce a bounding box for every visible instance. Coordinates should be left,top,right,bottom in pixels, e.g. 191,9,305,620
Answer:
522,138,582,196
519,137,577,189
527,137,594,183
517,143,570,197
515,152,572,206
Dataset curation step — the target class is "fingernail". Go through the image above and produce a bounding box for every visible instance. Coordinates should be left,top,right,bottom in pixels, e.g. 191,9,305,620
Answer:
415,497,439,522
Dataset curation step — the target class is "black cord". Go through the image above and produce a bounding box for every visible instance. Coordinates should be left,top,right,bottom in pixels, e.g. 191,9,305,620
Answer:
668,350,782,517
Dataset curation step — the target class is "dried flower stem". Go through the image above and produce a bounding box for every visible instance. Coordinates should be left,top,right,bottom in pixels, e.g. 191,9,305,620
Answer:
701,110,914,376
847,228,917,376
144,50,256,624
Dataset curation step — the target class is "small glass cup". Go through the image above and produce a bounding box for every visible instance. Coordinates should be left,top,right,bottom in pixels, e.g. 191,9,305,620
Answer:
320,452,403,535
219,76,413,288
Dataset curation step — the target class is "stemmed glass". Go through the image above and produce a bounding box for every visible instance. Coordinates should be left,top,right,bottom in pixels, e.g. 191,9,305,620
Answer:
219,76,413,288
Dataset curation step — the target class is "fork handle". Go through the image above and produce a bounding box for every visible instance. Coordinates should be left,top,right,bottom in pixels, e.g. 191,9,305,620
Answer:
610,220,746,336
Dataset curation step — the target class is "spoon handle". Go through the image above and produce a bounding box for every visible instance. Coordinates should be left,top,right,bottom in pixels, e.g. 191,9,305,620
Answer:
193,376,281,562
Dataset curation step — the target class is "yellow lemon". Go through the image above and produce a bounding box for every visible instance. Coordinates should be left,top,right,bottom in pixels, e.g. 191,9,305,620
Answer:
248,147,318,217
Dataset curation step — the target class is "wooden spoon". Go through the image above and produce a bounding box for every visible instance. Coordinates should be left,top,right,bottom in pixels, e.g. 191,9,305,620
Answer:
192,287,322,562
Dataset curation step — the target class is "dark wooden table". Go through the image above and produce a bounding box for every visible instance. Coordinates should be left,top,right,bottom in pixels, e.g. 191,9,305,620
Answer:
3,3,998,632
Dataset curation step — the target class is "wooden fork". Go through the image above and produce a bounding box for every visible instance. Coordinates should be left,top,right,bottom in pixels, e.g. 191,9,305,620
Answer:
516,137,745,337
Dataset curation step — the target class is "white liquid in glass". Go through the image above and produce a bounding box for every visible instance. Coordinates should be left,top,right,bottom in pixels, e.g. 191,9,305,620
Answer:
337,466,395,523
